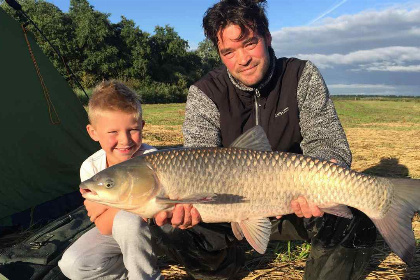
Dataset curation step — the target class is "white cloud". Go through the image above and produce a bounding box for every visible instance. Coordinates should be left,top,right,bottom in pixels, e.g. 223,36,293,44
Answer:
365,65,420,72
272,7,420,55
271,5,420,95
297,47,420,71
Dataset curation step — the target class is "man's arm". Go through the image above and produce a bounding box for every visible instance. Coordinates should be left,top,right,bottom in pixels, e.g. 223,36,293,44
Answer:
297,61,352,168
288,61,351,218
183,85,221,148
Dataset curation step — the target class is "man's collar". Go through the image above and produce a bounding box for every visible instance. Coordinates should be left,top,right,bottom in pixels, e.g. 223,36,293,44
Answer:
227,49,276,92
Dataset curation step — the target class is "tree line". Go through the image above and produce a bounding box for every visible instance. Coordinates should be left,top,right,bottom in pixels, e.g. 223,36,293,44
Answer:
2,0,221,103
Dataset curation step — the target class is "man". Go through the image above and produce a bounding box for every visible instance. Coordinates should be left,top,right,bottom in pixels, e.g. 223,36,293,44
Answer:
153,0,376,279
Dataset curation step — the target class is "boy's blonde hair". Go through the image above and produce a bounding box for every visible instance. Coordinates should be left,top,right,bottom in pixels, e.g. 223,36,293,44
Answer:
88,80,142,124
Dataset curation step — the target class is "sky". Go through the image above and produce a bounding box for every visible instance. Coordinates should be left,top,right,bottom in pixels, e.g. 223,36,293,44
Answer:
41,1,420,95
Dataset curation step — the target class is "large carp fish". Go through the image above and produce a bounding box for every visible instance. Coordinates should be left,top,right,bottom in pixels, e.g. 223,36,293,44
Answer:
81,125,420,265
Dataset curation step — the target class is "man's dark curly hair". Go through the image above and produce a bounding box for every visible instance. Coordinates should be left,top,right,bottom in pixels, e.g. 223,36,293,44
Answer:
203,0,269,48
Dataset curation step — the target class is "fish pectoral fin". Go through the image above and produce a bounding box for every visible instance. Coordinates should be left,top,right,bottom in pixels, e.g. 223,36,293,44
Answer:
229,125,272,151
155,193,216,204
231,222,244,240
239,218,272,254
319,204,353,219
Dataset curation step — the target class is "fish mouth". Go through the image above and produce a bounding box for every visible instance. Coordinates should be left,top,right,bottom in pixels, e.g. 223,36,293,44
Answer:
80,187,97,196
79,182,99,199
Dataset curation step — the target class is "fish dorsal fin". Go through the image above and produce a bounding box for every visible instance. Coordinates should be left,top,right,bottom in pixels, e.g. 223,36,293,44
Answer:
230,125,272,151
235,218,272,254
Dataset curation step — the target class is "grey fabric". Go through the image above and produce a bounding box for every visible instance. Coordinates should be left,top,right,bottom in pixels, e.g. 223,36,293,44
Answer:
183,85,221,148
183,60,351,167
58,211,162,280
297,61,351,168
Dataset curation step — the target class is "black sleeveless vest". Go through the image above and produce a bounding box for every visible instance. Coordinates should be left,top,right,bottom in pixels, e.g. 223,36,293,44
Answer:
194,57,307,153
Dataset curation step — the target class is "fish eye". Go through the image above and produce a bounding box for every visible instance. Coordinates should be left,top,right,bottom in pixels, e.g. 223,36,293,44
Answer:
105,179,114,189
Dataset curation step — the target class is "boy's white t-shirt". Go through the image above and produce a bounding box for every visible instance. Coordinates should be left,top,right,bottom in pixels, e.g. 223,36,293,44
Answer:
80,143,157,182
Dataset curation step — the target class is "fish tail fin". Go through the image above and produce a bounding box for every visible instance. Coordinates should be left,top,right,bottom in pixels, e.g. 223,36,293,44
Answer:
371,178,420,265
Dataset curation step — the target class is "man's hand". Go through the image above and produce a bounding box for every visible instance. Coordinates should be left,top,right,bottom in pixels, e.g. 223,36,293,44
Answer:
154,204,201,229
275,159,338,220
276,197,324,219
84,199,109,223
290,197,324,218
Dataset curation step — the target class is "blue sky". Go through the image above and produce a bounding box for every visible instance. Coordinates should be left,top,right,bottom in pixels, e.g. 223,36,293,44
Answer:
44,1,420,95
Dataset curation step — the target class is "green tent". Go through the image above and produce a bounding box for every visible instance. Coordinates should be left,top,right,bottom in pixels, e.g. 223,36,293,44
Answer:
0,7,99,231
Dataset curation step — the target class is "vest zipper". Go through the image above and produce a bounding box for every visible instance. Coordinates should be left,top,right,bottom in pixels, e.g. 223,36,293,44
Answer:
254,89,261,126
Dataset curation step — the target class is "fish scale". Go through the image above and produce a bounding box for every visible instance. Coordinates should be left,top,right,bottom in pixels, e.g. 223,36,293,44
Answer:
144,147,392,222
81,125,420,264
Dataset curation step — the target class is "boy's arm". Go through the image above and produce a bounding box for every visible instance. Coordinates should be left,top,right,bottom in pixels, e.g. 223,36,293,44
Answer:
84,199,120,235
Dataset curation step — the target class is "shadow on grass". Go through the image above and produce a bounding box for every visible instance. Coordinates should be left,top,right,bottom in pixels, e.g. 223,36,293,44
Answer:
361,157,413,279
362,157,409,178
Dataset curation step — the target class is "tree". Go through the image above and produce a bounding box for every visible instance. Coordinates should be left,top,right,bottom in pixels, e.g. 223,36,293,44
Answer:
69,0,121,86
115,16,151,81
148,25,190,83
195,38,222,75
2,0,78,82
1,0,225,103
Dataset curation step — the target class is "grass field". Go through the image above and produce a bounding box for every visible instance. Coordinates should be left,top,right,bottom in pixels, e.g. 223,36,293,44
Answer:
141,97,420,279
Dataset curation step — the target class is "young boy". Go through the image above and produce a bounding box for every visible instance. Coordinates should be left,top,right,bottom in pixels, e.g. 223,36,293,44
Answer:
58,81,163,280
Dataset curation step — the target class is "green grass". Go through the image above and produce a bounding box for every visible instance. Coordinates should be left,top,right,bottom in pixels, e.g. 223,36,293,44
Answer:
139,97,420,130
75,91,420,130
273,241,311,262
142,103,185,126
332,98,420,129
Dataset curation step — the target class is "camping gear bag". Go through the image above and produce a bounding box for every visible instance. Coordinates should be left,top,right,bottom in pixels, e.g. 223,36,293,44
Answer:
0,206,93,280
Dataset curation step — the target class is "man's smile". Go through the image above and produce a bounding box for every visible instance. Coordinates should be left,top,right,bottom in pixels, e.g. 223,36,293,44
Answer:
239,64,258,73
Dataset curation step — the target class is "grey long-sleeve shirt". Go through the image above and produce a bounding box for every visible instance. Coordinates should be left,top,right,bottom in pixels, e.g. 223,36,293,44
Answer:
182,61,352,168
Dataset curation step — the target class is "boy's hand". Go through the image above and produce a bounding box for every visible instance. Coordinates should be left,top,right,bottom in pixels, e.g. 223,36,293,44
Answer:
154,204,201,229
84,199,109,222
